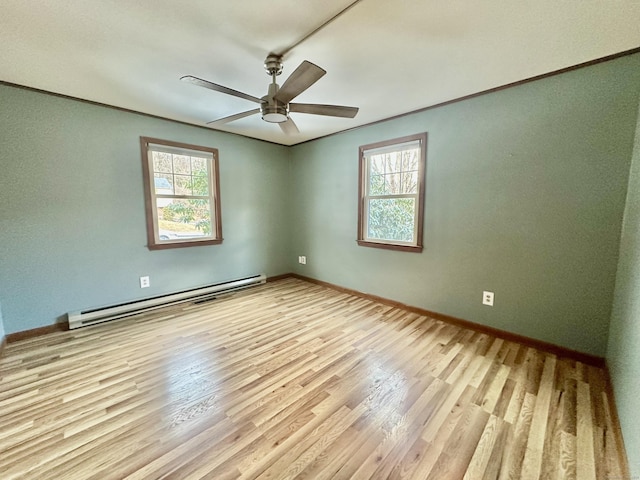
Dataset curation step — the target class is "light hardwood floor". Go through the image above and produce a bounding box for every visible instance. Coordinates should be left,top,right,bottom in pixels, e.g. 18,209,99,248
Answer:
0,278,629,479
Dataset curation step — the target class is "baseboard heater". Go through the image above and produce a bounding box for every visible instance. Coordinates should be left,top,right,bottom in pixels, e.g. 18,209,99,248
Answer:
67,273,266,329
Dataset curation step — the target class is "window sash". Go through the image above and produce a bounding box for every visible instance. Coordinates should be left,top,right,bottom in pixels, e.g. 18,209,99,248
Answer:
146,147,216,244
363,183,420,247
363,142,421,199
364,198,418,246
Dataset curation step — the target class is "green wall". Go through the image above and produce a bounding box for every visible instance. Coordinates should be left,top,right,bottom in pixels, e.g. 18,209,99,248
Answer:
0,85,292,334
607,98,640,479
289,54,640,357
2,54,640,359
0,301,5,343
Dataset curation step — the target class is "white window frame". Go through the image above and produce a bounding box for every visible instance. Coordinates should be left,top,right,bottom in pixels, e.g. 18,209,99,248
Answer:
357,133,427,252
140,137,223,250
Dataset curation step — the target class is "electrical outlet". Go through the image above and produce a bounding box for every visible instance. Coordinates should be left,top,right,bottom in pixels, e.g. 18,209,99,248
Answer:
482,291,494,306
140,276,150,288
298,256,307,265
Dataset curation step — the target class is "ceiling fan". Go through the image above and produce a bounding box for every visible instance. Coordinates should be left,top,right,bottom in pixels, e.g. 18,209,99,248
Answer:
181,54,359,134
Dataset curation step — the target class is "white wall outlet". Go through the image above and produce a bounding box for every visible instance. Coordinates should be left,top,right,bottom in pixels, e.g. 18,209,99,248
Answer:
482,291,494,306
298,256,307,265
140,276,150,288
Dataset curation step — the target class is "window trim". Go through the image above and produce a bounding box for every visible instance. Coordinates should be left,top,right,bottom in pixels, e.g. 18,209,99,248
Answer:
357,132,427,253
140,137,223,250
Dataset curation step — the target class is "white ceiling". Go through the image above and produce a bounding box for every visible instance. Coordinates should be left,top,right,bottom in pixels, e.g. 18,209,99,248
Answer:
2,0,640,146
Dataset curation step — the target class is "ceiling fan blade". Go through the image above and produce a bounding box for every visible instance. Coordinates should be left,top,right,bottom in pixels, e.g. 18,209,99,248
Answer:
207,108,260,126
279,118,300,135
273,61,326,104
181,75,261,104
289,103,359,118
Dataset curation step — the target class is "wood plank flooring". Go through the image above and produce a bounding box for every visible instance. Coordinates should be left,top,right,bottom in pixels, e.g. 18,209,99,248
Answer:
0,278,629,479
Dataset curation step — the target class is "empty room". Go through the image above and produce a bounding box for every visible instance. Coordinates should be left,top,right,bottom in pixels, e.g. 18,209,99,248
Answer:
1,1,640,479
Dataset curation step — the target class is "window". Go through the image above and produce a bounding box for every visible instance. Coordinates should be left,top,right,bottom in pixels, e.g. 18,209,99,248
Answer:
357,133,427,252
140,137,222,249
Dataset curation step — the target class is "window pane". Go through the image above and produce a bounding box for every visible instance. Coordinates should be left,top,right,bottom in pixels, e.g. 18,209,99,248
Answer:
174,175,192,195
172,155,191,174
386,153,403,174
402,150,419,171
369,174,385,195
367,198,416,243
192,173,209,196
154,174,174,195
153,152,173,174
401,171,418,194
191,157,207,174
384,173,401,194
370,155,386,175
157,198,212,239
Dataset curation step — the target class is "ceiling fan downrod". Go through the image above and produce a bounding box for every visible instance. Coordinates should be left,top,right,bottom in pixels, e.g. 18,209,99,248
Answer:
261,54,288,123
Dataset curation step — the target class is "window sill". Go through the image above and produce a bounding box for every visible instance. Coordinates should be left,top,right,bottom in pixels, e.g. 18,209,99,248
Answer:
147,238,223,250
356,240,423,253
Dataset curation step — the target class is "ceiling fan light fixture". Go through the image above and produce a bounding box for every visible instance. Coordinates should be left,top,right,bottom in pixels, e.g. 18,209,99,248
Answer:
263,113,288,123
261,104,288,123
